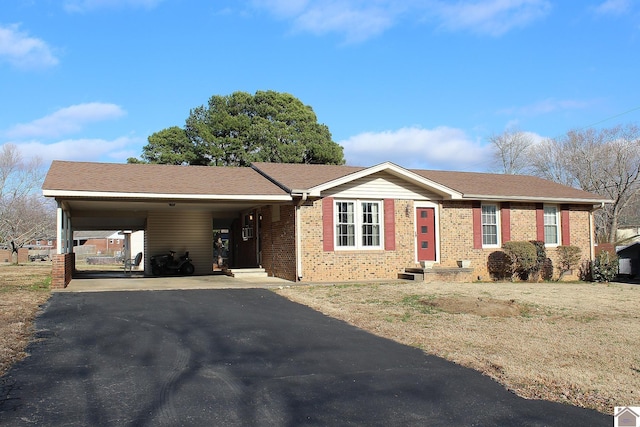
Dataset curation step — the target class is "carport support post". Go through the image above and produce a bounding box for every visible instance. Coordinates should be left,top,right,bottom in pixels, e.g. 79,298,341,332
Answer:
52,202,75,289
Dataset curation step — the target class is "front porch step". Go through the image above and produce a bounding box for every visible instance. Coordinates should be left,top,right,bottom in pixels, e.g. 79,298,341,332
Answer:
398,271,424,281
399,266,474,283
225,268,268,279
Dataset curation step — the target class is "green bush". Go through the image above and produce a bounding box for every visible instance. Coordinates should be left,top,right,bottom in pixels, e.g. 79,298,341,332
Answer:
592,251,619,282
556,245,582,280
487,251,511,281
529,240,546,281
502,241,537,281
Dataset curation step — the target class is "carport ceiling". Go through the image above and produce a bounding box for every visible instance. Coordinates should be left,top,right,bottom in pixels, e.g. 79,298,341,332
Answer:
62,197,275,230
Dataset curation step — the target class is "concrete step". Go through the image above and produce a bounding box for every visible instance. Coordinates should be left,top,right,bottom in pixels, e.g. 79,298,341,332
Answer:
398,272,424,281
226,268,269,279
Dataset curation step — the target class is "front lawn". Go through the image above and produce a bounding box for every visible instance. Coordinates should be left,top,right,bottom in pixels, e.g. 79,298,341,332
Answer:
276,280,640,414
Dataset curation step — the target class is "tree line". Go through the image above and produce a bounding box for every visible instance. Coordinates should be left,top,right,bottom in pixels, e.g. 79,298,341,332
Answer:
0,144,55,261
489,124,640,243
2,88,636,259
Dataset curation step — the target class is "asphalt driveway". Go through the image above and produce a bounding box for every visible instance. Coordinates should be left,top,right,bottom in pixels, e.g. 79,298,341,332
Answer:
0,289,609,426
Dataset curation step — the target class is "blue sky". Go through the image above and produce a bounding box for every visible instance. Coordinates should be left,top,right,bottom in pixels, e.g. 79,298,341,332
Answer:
1,0,639,172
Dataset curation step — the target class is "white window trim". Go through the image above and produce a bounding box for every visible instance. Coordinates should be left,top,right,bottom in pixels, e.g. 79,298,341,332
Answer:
481,203,501,248
334,199,384,250
543,204,561,247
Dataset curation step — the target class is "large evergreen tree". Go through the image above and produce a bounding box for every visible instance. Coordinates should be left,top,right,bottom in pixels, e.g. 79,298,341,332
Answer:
128,91,344,166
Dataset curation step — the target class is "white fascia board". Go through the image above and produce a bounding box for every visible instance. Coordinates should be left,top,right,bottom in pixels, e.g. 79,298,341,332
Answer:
308,161,463,199
462,194,613,204
42,189,292,202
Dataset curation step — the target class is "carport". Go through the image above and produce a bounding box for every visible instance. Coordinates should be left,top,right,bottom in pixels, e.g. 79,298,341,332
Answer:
42,161,292,288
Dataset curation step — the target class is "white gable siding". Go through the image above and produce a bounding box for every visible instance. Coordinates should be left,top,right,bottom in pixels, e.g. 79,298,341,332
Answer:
145,211,213,275
324,172,441,200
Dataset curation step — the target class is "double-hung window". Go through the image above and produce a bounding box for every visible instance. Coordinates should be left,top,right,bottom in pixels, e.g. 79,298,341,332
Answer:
481,204,499,247
544,205,559,245
335,200,382,249
336,201,356,247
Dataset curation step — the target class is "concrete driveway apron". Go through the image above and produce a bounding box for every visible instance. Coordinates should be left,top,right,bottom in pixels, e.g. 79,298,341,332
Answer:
0,289,609,426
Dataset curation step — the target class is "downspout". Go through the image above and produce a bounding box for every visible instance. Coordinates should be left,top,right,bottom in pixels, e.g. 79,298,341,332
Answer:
590,202,605,262
295,193,308,281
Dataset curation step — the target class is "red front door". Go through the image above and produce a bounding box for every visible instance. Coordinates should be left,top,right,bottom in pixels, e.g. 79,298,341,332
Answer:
416,207,436,261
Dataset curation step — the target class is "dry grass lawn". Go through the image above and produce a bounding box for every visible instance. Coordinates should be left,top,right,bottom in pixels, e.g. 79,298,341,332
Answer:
1,264,637,415
275,280,640,414
0,264,51,376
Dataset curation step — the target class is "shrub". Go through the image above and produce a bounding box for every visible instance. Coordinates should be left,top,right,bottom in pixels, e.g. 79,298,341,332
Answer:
487,251,511,281
592,251,619,282
556,245,582,280
529,240,546,282
502,241,537,281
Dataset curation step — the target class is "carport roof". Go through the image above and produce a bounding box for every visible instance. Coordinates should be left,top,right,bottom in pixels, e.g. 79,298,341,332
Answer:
43,160,611,205
43,161,290,198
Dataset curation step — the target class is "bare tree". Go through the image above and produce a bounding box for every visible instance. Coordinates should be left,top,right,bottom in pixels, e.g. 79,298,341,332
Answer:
489,128,535,174
529,124,640,243
0,144,54,262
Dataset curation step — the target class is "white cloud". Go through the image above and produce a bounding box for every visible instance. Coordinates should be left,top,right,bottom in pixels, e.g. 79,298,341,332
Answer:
592,0,632,16
0,24,59,69
252,0,551,42
254,0,400,43
252,0,310,18
340,126,492,171
293,3,396,43
63,0,164,13
4,103,126,139
14,136,144,165
499,98,592,116
430,0,552,36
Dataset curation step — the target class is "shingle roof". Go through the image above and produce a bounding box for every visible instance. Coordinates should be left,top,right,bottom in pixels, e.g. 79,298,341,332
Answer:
43,160,608,204
251,162,607,203
411,169,605,201
251,162,366,192
43,161,289,197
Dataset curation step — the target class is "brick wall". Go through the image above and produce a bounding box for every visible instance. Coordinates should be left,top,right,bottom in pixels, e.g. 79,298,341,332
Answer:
298,199,416,282
440,201,594,281
51,253,75,289
261,198,594,283
0,248,29,263
260,204,297,281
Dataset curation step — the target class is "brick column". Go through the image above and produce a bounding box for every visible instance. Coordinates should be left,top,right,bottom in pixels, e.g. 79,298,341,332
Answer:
51,253,74,289
17,248,29,264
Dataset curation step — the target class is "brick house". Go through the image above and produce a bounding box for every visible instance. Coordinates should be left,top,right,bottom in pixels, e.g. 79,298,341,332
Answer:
43,161,609,288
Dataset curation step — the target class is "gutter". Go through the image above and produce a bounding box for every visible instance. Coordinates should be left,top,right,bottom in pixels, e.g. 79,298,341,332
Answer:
461,194,612,205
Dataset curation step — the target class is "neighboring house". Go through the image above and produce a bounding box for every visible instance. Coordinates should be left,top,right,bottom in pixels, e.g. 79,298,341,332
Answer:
73,231,124,256
617,242,640,278
25,237,56,250
42,161,609,288
617,224,640,245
